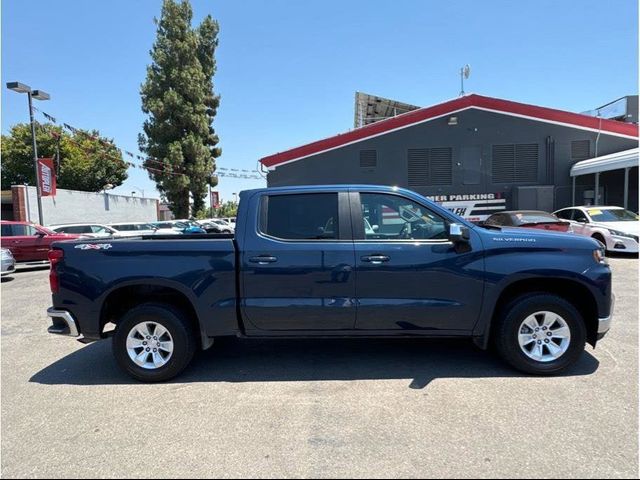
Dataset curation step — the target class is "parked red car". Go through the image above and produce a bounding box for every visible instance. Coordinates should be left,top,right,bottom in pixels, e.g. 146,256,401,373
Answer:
0,221,82,263
483,211,572,233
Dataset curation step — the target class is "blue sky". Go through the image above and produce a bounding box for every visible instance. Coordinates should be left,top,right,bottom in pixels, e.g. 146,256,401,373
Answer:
2,0,638,202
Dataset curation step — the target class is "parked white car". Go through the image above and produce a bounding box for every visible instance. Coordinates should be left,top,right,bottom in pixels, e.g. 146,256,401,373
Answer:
107,222,158,237
554,206,639,253
221,217,236,228
49,223,120,238
150,221,186,235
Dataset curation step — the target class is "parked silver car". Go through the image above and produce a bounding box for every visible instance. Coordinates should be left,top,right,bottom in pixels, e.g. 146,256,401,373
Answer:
1,248,16,276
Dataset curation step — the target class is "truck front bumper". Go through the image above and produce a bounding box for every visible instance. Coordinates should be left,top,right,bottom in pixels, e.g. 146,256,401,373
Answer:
597,294,614,340
47,308,80,337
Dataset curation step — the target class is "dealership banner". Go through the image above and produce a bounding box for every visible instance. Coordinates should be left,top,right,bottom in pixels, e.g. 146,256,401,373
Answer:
211,191,220,209
426,192,506,222
37,158,57,197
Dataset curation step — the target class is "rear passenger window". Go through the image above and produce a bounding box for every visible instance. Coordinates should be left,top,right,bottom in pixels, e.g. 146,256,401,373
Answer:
264,194,339,240
66,226,91,234
555,210,572,220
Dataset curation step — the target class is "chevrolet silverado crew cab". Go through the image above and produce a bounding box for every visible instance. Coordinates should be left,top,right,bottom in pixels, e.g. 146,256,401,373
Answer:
46,185,613,382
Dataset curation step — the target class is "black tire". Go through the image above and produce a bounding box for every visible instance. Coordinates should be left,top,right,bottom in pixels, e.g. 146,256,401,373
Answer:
592,233,607,252
113,303,197,382
494,293,586,375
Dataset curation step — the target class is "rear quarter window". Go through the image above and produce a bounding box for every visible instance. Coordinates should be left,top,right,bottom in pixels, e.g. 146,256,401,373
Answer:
262,193,339,240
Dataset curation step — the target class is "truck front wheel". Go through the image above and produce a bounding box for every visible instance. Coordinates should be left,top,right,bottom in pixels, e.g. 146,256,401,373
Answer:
113,303,197,382
494,294,586,375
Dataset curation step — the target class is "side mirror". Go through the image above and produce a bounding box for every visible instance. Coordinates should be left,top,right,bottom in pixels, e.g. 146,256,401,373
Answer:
448,223,470,243
35,231,46,237
576,218,587,224
372,225,379,232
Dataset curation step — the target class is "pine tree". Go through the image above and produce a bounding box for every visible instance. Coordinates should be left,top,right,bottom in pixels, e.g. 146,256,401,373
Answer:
139,0,221,218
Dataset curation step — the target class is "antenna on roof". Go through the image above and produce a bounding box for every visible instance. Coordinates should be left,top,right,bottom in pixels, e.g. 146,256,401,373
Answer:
459,64,471,97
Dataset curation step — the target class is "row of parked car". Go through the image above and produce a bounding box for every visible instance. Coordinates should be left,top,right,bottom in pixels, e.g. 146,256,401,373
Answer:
0,217,236,266
50,217,236,238
483,205,638,253
2,203,637,272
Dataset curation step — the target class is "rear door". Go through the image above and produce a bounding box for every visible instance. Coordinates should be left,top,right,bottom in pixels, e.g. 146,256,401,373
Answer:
351,191,485,332
241,191,357,332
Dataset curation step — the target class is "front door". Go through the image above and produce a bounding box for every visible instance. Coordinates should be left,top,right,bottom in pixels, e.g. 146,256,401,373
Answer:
352,191,485,332
1,223,45,262
241,191,357,332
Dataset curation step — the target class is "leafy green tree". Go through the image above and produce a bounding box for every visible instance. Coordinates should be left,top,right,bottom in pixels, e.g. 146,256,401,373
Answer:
139,0,221,219
1,123,128,191
197,200,237,219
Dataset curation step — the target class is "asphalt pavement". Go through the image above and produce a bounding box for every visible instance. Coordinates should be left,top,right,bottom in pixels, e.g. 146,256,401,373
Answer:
1,258,638,478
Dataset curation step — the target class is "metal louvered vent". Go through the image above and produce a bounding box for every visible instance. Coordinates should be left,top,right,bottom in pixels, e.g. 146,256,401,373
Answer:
492,143,538,183
359,150,377,169
492,144,515,183
571,140,590,161
408,149,429,187
515,144,538,182
429,147,453,185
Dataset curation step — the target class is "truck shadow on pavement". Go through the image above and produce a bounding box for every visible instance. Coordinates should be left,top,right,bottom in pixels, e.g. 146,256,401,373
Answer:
30,337,600,389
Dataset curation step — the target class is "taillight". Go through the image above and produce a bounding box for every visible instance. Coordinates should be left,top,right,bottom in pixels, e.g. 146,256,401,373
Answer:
48,249,64,293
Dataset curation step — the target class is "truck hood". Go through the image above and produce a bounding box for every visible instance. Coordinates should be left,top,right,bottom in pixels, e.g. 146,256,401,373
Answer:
591,221,639,235
479,226,600,250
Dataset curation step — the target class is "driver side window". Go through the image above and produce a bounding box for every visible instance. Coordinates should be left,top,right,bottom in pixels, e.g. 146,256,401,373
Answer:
359,193,447,241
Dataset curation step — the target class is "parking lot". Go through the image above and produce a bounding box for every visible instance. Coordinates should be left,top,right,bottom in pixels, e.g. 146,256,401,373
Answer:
1,257,637,478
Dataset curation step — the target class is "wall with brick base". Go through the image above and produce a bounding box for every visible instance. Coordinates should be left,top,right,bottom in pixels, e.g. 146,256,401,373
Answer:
13,185,159,226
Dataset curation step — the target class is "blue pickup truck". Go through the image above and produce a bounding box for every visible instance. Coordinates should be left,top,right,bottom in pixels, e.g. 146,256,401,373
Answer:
46,185,613,382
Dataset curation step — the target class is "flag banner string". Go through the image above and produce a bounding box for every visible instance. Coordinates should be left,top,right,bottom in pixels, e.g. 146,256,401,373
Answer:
30,108,263,180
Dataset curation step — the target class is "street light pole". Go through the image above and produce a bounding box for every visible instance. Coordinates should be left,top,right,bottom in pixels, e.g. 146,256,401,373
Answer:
6,82,50,226
27,90,44,225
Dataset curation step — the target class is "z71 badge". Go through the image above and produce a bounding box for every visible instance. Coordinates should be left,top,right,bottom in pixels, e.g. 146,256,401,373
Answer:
74,244,113,250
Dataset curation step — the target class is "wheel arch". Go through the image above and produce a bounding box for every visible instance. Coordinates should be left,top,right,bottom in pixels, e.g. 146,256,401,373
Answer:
477,277,599,349
99,280,210,349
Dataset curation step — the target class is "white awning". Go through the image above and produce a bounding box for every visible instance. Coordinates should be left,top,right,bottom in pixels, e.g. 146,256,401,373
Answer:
571,147,639,176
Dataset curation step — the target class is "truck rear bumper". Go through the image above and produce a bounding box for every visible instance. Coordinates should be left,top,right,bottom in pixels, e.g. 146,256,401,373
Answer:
47,308,80,337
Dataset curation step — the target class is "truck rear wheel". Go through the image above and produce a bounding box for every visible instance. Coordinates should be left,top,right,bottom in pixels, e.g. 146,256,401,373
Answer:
494,294,586,375
113,303,197,382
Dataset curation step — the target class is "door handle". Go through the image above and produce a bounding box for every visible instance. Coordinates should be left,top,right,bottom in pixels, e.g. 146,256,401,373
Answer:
361,254,390,264
249,255,278,265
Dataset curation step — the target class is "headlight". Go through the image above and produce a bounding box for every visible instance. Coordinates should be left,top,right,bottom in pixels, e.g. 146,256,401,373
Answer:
608,229,638,241
593,247,607,265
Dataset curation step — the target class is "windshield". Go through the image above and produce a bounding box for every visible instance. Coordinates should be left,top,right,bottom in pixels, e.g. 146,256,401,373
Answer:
587,208,638,222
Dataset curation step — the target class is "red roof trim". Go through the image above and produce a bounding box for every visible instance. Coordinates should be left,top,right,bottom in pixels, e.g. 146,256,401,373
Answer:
260,94,639,168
